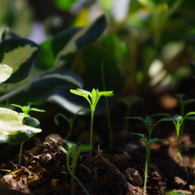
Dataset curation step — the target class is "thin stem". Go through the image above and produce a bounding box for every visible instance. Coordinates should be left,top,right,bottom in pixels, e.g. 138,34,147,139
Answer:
101,63,113,150
147,125,153,140
0,83,30,102
90,110,94,159
143,144,151,195
19,142,24,165
67,153,89,195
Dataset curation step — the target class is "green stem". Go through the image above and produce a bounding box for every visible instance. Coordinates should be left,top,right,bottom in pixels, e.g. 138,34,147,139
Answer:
90,110,94,159
0,83,30,102
105,96,113,150
67,153,89,195
19,142,24,165
143,145,151,195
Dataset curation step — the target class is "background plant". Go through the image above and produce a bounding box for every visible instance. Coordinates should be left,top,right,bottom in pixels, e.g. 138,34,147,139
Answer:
54,108,89,139
118,98,143,135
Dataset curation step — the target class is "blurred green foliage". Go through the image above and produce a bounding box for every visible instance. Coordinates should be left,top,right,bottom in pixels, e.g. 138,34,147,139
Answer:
1,0,195,111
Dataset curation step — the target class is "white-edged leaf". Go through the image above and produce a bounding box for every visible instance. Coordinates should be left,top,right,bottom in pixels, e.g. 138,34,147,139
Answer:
0,63,13,84
0,108,41,144
52,14,106,66
31,70,84,89
0,38,40,83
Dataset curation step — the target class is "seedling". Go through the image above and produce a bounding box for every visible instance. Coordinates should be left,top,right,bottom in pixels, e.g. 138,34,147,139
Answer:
70,88,114,159
118,98,143,135
60,140,92,195
132,133,167,195
11,103,45,117
175,94,194,148
54,108,89,139
151,112,195,171
125,115,164,140
11,104,45,165
180,144,195,175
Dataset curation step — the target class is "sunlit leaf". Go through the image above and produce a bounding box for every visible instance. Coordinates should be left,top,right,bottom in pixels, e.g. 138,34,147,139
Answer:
0,38,40,83
0,108,41,144
0,63,13,84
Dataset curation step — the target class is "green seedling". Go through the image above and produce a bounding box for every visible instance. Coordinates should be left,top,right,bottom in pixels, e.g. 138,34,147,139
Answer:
118,98,143,135
180,144,195,175
151,112,195,171
175,94,194,147
125,115,164,140
55,113,74,140
54,108,89,139
70,88,114,159
11,103,45,117
132,133,167,195
60,140,92,195
11,104,45,165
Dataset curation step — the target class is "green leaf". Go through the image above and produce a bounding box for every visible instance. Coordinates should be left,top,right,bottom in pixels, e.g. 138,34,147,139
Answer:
23,117,40,128
52,14,107,65
145,116,153,124
70,89,90,98
36,39,55,70
77,145,93,154
148,138,168,143
54,0,77,10
31,70,84,89
0,38,40,83
0,63,13,84
98,91,114,97
131,133,145,138
125,116,145,123
0,108,41,144
173,115,182,120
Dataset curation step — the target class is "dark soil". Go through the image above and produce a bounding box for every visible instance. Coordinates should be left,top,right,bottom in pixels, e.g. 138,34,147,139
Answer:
1,78,195,195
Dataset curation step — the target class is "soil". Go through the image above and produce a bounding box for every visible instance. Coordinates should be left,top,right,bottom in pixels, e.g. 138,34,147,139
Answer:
1,78,195,195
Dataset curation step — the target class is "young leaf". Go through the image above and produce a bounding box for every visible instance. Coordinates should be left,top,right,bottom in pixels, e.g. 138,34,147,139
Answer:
131,133,145,138
0,38,40,83
145,116,153,124
173,115,182,120
0,63,13,84
98,91,114,97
